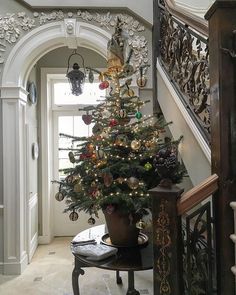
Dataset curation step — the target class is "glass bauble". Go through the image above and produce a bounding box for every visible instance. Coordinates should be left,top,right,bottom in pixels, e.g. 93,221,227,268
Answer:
135,111,142,119
119,109,127,118
124,89,135,97
92,123,103,135
68,151,75,163
102,110,111,119
74,182,82,192
123,64,134,77
115,134,128,146
144,162,152,171
109,119,118,127
127,177,139,189
66,175,74,184
69,211,79,221
136,219,146,230
95,149,105,159
137,76,147,88
88,217,96,225
99,80,109,90
55,191,64,202
82,114,92,125
131,140,141,150
103,172,113,187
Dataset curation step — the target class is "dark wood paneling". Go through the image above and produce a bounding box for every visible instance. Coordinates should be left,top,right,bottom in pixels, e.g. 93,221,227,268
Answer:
150,185,184,295
206,2,236,294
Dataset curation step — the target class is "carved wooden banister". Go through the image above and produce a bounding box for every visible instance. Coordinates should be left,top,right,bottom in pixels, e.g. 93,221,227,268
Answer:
177,173,219,216
158,0,211,144
150,175,219,294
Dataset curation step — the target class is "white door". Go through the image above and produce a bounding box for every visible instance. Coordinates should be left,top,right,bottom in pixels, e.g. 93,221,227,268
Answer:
26,124,38,262
50,76,106,236
53,113,105,236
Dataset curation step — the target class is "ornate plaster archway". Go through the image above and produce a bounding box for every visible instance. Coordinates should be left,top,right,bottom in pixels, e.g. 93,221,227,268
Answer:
0,19,110,275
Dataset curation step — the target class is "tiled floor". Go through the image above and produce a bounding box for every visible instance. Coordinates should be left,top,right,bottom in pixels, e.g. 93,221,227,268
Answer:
0,237,153,295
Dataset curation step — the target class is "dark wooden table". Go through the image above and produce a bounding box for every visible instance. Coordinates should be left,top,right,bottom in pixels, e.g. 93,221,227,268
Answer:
71,224,153,295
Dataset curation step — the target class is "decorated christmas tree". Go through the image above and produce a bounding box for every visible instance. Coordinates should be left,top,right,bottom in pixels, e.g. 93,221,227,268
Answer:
54,19,184,232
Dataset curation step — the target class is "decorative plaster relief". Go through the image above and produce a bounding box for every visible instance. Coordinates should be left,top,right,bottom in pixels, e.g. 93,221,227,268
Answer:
0,10,148,71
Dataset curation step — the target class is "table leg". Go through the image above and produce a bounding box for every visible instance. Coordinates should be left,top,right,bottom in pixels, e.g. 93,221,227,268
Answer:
116,270,122,284
72,258,85,295
126,270,140,295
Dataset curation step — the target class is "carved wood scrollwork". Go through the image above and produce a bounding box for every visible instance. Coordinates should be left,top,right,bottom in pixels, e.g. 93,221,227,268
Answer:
159,8,210,143
156,199,171,295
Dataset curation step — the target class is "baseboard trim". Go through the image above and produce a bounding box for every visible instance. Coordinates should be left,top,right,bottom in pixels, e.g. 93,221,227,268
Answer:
38,234,53,244
29,233,38,261
0,262,3,274
3,252,28,275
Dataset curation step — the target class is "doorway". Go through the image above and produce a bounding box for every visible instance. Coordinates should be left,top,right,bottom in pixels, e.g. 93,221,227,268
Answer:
50,75,106,236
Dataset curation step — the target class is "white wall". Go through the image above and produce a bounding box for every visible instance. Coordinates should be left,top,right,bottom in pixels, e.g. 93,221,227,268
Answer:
0,95,3,269
174,0,214,18
19,0,153,25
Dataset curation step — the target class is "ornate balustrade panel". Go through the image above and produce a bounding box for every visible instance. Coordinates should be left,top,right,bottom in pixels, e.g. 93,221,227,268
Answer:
182,200,217,294
158,1,210,144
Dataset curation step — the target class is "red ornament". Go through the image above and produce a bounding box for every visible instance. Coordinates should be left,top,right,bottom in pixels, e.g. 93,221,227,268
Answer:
80,153,92,160
82,114,92,125
99,80,109,90
109,118,118,127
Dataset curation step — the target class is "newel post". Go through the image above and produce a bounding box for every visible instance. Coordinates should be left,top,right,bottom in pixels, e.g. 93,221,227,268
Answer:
149,185,184,295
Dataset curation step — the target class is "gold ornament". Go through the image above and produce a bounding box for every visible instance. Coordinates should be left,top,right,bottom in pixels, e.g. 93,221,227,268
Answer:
88,217,96,225
99,73,105,82
145,140,156,149
69,211,79,221
66,175,74,184
124,89,135,97
119,109,127,118
68,151,76,163
119,117,131,126
131,140,141,150
91,153,97,161
102,110,111,119
55,192,64,201
92,123,103,135
127,177,139,189
116,177,124,184
136,76,147,88
87,143,94,152
123,64,134,77
100,128,109,138
136,219,146,230
103,172,113,187
115,134,128,146
96,160,107,168
74,182,82,192
95,149,105,159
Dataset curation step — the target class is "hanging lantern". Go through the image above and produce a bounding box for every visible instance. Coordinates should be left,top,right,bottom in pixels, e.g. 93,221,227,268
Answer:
66,50,86,96
88,68,94,83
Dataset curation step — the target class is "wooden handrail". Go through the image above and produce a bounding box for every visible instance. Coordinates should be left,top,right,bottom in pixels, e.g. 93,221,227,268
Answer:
177,174,219,216
164,0,209,37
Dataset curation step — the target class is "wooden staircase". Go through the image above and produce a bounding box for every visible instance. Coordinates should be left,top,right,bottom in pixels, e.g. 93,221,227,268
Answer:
152,0,236,294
